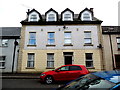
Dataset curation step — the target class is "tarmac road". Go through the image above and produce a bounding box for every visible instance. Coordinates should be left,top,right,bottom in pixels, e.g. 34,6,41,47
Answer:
2,79,65,90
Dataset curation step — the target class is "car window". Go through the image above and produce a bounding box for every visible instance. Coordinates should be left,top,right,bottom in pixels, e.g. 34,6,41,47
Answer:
69,66,82,71
58,66,69,71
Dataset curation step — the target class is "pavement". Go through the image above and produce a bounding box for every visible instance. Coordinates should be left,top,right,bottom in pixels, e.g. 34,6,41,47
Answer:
1,73,41,79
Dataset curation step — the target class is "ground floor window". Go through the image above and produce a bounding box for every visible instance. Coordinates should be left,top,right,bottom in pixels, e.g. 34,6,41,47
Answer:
27,53,34,68
0,56,6,69
115,55,120,69
47,53,54,68
85,53,93,68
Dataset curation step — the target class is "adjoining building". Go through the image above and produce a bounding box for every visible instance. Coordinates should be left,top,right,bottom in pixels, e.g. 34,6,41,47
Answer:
0,27,21,73
18,8,103,73
102,26,120,70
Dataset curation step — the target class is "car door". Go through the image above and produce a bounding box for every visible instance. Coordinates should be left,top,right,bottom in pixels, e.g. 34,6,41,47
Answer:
54,66,71,81
68,66,82,80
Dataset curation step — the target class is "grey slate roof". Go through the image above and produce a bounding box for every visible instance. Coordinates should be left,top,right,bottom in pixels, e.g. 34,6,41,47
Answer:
102,26,120,34
0,27,21,37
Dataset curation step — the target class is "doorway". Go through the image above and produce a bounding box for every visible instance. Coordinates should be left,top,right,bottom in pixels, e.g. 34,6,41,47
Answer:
115,55,120,69
63,52,73,65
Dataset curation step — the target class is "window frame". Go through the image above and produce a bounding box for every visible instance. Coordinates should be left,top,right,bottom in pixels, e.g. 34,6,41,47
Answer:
47,14,55,21
0,56,6,69
47,32,55,45
27,53,35,68
85,53,94,68
64,32,72,44
30,14,37,21
84,31,92,45
64,14,72,21
47,53,54,68
116,37,120,50
28,32,36,45
1,39,9,47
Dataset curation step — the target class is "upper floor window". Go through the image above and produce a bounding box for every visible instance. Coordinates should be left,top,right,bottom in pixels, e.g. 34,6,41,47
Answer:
1,39,8,47
84,31,92,45
83,13,90,21
64,32,72,44
0,56,6,69
30,14,37,21
48,14,55,21
117,37,120,50
64,14,72,21
48,32,55,45
81,11,92,21
28,32,36,45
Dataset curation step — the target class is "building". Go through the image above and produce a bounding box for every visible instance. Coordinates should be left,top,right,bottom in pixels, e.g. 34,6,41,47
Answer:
102,26,120,70
0,27,21,73
18,8,103,73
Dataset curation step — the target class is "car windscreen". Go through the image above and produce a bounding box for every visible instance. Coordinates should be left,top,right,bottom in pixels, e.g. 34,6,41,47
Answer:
61,74,116,90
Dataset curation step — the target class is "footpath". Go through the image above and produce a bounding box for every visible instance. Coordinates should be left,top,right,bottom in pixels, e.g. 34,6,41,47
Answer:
1,73,41,79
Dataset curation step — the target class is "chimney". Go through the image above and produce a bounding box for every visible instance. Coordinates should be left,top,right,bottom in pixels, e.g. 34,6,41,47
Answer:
90,8,94,12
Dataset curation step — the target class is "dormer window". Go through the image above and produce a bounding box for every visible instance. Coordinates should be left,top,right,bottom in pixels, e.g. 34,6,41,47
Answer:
64,14,71,21
81,11,92,21
48,14,55,21
83,13,90,21
30,14,37,21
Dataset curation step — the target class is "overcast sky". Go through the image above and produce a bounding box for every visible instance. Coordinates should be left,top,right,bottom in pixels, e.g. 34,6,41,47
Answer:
0,0,119,27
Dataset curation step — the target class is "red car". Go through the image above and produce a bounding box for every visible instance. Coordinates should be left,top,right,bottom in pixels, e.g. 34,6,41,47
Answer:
40,64,89,84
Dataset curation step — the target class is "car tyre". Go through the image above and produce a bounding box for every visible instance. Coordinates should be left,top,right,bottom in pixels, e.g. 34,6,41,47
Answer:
45,76,54,84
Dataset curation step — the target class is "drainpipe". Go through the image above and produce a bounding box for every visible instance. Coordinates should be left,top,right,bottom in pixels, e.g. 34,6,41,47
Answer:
12,39,18,73
108,33,115,70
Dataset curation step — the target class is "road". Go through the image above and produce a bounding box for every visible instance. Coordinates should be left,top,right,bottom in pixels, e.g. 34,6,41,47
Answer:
2,79,66,90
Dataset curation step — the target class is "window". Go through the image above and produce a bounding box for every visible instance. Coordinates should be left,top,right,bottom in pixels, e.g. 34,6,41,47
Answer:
64,32,72,44
27,53,34,68
85,53,93,67
1,39,8,47
69,66,82,71
48,14,55,21
84,31,92,45
58,66,69,71
0,56,5,69
29,32,36,45
47,53,54,68
83,13,90,21
30,14,37,21
48,32,55,45
64,14,71,21
117,37,120,50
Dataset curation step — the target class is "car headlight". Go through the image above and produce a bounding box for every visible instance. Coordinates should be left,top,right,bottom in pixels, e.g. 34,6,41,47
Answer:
40,74,45,76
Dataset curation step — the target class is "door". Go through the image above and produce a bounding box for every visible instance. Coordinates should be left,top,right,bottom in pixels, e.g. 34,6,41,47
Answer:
64,52,73,65
115,55,120,69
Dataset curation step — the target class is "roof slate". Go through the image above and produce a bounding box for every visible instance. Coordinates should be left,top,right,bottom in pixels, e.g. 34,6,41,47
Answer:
0,27,21,37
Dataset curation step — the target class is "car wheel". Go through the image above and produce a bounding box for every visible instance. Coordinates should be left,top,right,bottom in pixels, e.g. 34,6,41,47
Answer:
45,76,54,84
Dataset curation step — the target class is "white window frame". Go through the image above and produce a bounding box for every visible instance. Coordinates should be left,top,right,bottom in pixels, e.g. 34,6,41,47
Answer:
1,39,8,47
46,11,57,21
30,14,37,21
117,37,120,50
62,11,73,21
64,32,72,44
84,31,92,45
27,53,35,68
0,56,6,69
47,32,55,45
81,11,92,21
28,12,40,22
47,53,54,68
28,32,36,45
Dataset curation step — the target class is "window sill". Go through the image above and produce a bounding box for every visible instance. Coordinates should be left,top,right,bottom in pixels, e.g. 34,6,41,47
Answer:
63,44,73,46
87,67,95,69
26,67,35,69
84,44,93,46
46,45,56,47
0,67,5,69
46,67,55,69
27,45,37,47
0,46,8,47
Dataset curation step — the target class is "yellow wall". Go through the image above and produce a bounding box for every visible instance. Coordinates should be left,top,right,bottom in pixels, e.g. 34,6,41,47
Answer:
19,49,102,73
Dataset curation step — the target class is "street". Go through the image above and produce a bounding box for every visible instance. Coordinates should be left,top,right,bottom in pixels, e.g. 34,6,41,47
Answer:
2,79,65,90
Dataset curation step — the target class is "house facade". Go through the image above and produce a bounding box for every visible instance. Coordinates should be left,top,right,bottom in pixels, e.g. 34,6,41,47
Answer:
0,27,21,73
102,26,120,70
18,8,103,73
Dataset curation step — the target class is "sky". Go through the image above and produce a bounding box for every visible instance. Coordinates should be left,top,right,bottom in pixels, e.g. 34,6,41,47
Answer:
0,0,119,27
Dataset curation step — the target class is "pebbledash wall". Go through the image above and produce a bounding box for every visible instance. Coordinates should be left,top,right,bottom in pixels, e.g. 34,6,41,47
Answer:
17,8,103,73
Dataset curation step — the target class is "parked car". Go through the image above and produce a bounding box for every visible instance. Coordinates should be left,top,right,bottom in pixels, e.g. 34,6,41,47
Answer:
57,70,120,90
40,64,89,84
